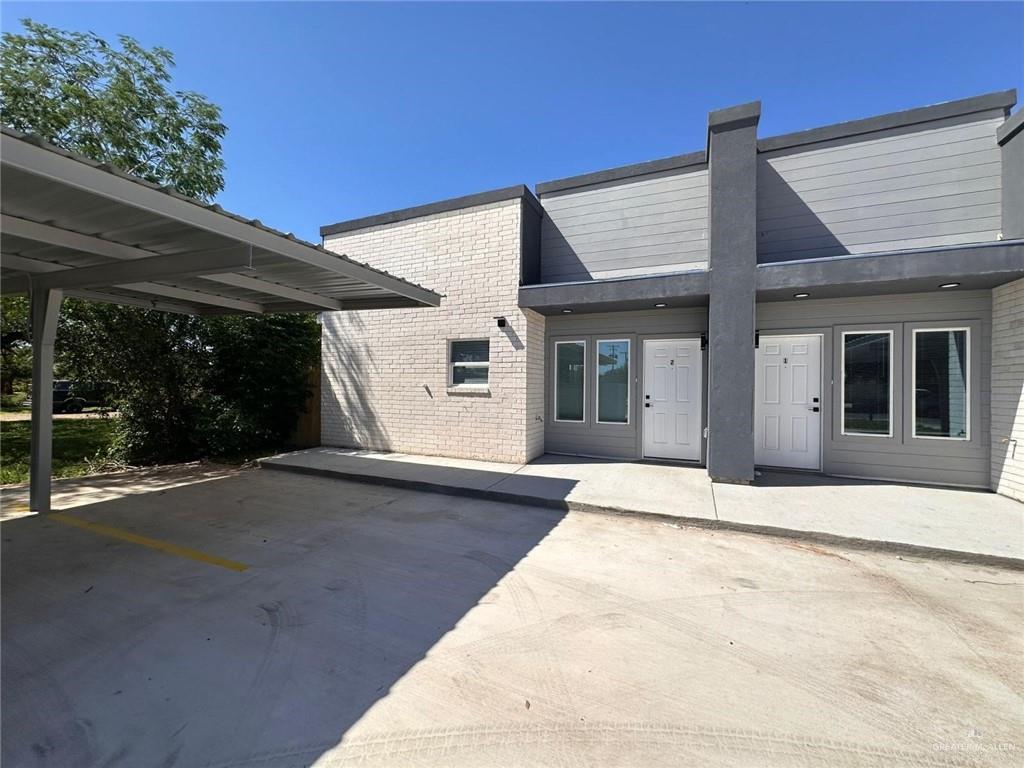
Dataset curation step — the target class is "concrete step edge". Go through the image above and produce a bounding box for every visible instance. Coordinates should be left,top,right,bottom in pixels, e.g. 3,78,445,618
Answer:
258,459,1024,572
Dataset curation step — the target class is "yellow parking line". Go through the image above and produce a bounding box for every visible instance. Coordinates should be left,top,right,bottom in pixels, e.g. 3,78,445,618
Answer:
51,513,249,572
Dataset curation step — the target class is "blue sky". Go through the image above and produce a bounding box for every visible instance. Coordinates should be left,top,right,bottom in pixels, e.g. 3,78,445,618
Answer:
3,2,1021,242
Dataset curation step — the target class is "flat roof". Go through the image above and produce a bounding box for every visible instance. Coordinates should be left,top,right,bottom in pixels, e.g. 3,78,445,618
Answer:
1,127,441,314
534,150,707,197
320,185,542,238
317,88,1017,237
757,88,1016,153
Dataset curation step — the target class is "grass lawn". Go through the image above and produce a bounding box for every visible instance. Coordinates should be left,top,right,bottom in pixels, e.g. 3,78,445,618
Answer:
0,418,119,485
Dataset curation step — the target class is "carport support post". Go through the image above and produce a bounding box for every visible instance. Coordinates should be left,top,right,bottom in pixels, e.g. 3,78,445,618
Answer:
29,287,63,513
706,101,760,484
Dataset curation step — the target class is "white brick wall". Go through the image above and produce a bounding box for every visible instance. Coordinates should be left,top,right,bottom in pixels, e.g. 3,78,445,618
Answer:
991,277,1024,501
321,198,545,463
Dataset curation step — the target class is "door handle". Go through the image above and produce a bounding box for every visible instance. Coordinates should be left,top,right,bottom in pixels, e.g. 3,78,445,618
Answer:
645,403,651,408
808,406,820,412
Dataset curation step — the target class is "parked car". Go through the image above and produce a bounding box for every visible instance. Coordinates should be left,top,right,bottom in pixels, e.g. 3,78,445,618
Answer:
25,380,115,413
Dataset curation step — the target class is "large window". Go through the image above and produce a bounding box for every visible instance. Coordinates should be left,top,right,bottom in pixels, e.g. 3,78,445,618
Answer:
554,341,585,422
913,328,969,440
596,339,630,424
841,331,892,436
449,340,489,387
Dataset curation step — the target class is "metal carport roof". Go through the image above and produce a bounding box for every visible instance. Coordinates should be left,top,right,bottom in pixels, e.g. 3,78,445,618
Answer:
0,127,441,313
0,126,441,513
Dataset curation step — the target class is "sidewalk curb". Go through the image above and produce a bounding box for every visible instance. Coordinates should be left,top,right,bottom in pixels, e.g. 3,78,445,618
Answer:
259,460,1024,572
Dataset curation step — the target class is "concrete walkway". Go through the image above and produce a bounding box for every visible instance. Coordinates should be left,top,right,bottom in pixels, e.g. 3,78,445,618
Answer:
261,448,1024,567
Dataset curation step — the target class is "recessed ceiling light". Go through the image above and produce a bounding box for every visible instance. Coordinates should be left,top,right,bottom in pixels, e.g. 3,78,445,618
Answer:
939,282,960,289
561,308,573,314
654,303,668,308
793,292,810,299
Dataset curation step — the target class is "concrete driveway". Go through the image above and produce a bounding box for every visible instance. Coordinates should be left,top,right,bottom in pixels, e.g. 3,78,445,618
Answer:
2,469,1022,767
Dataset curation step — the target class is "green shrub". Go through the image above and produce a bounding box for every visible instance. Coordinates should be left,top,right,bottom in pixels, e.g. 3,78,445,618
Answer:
58,301,320,465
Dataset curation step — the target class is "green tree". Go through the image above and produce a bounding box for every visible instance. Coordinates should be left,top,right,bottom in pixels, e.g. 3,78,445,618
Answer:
1,19,225,199
58,304,320,462
2,20,320,462
0,296,31,397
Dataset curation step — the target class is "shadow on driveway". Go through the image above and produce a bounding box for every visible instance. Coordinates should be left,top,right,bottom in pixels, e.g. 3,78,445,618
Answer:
1,469,570,767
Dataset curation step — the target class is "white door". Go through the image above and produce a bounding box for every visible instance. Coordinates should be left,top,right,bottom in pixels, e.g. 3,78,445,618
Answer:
643,339,702,461
755,334,822,470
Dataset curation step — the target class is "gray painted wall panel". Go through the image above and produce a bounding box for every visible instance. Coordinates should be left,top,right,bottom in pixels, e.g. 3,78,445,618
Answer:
759,193,1001,231
520,196,542,285
544,220,709,248
540,168,709,282
549,308,707,335
766,146,996,185
543,261,710,282
758,218,1003,260
756,291,992,487
759,161,1001,208
542,172,706,209
1000,111,1024,239
543,242,710,278
758,172,1001,217
764,112,1006,166
761,203,1001,239
542,187,708,216
542,250,708,280
548,207,707,236
545,308,708,459
758,112,1005,263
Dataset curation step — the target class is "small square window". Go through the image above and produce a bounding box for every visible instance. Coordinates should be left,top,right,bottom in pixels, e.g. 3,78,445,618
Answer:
449,340,489,388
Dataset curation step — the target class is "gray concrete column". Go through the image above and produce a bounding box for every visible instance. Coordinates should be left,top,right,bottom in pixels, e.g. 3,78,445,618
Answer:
997,108,1023,240
29,287,63,513
706,101,760,484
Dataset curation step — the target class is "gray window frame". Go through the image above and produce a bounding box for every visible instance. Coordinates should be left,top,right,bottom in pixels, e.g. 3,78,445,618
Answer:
595,338,631,426
553,339,587,423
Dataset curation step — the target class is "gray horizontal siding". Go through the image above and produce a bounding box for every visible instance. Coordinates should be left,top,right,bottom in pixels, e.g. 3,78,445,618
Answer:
540,169,709,282
758,111,1005,263
545,429,639,460
545,308,708,459
757,291,992,487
